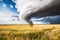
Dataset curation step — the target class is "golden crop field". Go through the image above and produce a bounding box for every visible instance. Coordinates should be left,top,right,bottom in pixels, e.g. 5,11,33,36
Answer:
0,24,60,40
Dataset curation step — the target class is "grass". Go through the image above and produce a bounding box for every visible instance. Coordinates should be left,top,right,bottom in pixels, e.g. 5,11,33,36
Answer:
0,24,60,40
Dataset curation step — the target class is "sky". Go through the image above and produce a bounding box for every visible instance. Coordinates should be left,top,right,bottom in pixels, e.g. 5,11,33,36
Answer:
0,0,60,24
0,0,21,24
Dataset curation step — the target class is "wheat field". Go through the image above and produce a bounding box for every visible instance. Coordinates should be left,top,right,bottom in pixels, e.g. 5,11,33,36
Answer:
0,24,60,40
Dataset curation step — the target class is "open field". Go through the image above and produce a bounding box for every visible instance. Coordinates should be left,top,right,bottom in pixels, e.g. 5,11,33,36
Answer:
0,24,60,40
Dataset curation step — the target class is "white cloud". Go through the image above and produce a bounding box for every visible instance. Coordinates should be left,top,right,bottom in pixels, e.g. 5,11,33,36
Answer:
0,8,19,24
0,8,31,24
10,5,14,8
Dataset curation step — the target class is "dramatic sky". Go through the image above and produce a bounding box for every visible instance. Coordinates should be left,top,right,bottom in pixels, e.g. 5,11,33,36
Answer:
0,0,60,24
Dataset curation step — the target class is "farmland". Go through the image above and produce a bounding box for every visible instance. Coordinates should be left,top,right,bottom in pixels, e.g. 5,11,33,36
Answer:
0,24,60,40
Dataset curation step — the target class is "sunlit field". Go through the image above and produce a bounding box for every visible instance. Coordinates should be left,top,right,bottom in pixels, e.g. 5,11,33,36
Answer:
0,24,60,40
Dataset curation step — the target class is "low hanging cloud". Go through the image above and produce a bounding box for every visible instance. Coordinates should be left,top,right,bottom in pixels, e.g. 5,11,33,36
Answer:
0,8,32,24
0,8,20,24
0,9,50,24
